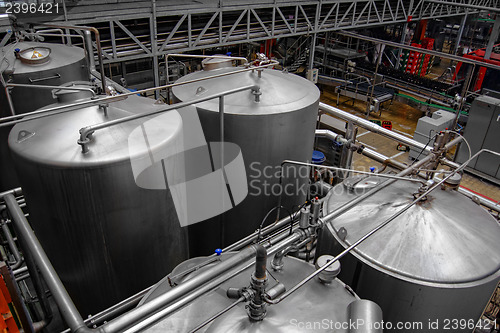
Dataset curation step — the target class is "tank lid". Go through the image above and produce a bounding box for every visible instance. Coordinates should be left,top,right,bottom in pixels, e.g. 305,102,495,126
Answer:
2,41,86,75
172,68,319,115
324,179,500,284
8,95,182,167
17,46,51,65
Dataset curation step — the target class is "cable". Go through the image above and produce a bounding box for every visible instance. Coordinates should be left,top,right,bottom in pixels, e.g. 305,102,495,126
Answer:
410,130,437,165
256,205,293,242
449,130,471,161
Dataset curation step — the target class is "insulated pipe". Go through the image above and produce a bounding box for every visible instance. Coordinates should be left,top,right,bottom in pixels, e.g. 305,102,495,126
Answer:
319,103,432,153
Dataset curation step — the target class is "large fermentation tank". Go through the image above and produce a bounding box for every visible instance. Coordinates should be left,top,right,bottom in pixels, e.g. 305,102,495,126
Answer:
0,41,88,191
172,66,319,255
139,254,378,332
8,92,189,316
317,176,500,332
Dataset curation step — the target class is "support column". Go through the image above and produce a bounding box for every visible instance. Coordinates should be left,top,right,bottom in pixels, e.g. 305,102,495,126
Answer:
485,14,500,60
454,12,468,55
151,0,160,99
395,23,408,69
309,33,317,69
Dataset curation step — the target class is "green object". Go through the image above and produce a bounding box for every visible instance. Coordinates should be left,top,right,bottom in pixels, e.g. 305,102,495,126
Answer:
395,93,469,115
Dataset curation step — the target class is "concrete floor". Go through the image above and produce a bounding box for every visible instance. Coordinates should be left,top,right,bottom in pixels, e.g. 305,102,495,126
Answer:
319,86,500,204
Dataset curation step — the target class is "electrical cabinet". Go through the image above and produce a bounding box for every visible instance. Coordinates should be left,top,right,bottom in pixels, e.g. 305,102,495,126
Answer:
456,95,500,180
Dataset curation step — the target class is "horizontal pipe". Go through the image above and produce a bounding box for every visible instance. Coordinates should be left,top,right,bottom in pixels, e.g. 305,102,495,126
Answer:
319,102,432,152
0,62,276,128
360,147,409,170
102,244,265,333
337,30,500,71
6,83,96,97
0,188,22,199
458,186,500,213
122,231,305,332
282,160,425,184
59,287,152,333
78,84,260,152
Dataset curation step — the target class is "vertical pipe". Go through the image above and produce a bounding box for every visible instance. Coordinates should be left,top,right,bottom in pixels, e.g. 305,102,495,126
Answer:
3,194,90,333
454,12,468,55
0,262,35,333
1,220,22,269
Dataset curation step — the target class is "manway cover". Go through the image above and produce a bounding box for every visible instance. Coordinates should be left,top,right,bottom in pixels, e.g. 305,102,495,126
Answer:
325,178,500,284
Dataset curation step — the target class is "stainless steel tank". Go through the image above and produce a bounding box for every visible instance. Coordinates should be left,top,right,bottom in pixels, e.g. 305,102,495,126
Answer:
316,176,500,332
8,92,189,316
172,67,319,256
139,254,380,332
0,41,89,191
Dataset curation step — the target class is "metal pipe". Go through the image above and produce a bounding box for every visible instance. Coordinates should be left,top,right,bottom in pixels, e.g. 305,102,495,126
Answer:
272,237,311,271
315,129,343,142
189,296,246,333
1,220,23,269
0,62,275,128
282,160,425,184
0,187,22,199
14,223,53,329
38,23,106,93
122,232,305,333
13,265,28,276
78,84,260,153
220,214,293,253
102,244,265,333
360,147,408,170
6,83,96,97
267,148,497,305
3,194,93,333
59,287,152,333
84,31,96,72
319,102,432,152
458,186,500,213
